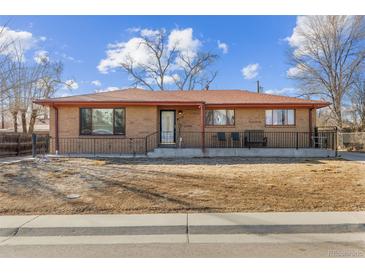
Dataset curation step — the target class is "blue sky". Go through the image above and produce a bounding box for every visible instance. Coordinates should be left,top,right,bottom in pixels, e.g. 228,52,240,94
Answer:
0,16,299,97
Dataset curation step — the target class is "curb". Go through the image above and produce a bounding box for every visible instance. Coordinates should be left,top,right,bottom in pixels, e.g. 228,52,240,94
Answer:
1,224,365,237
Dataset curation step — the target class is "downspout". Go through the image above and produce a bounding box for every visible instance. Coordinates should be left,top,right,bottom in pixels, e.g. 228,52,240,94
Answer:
53,104,59,155
309,107,313,147
200,103,205,152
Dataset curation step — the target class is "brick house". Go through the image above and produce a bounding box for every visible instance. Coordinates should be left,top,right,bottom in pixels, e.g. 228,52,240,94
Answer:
35,88,334,156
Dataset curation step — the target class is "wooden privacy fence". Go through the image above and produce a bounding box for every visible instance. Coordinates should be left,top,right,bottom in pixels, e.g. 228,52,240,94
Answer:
0,133,49,157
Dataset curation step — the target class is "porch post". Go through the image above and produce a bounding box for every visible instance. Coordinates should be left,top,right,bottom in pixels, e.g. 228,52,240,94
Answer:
54,105,59,154
308,108,313,147
200,103,205,151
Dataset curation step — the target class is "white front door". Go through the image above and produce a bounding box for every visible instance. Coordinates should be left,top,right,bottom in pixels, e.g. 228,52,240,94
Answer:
160,110,175,143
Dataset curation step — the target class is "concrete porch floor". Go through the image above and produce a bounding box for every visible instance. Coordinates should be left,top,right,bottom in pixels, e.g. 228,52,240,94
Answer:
147,148,337,158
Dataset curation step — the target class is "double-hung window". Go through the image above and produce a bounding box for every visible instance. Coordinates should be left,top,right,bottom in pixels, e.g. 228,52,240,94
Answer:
265,109,295,126
80,108,125,135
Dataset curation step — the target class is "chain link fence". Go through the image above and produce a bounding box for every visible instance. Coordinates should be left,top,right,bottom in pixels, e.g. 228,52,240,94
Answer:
338,132,365,151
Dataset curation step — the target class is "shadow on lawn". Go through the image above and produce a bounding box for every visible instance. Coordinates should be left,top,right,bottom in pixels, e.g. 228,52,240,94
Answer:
85,172,219,211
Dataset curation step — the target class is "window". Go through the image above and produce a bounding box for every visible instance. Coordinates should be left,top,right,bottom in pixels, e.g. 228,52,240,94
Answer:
265,109,295,126
205,109,235,126
80,108,125,135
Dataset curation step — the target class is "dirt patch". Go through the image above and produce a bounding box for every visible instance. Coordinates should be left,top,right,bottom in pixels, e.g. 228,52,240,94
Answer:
0,157,365,215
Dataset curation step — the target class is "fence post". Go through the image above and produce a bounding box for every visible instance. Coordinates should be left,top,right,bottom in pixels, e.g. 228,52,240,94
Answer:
93,138,96,156
16,135,21,156
32,133,37,157
296,132,299,150
145,136,148,155
334,129,338,157
248,131,251,149
46,135,50,154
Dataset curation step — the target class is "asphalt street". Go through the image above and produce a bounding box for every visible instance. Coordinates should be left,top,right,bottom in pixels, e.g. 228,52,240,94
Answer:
0,241,364,258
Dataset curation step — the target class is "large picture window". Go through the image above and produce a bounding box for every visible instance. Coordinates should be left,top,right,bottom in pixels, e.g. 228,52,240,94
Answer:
205,109,235,126
265,109,295,126
80,108,125,135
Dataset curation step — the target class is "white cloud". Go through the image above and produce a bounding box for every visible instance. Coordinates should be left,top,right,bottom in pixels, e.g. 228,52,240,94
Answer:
60,53,82,63
127,27,141,33
98,27,203,74
285,16,312,78
286,66,302,77
91,80,101,87
140,28,161,37
264,87,298,96
33,50,49,64
95,86,120,93
285,16,310,49
97,37,153,74
144,74,179,85
241,63,260,80
0,26,37,57
164,74,180,84
167,28,201,59
217,40,228,54
64,80,79,90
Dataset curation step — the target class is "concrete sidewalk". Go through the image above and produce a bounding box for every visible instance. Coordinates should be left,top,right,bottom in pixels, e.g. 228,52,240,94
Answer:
0,212,365,237
0,156,35,165
339,152,365,164
1,212,365,246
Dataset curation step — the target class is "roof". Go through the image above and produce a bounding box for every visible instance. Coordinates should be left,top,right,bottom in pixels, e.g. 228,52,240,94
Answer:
34,88,330,109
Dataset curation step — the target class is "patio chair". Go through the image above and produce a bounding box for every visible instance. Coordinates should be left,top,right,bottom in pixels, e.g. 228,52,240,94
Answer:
217,132,227,148
244,130,268,147
231,132,241,148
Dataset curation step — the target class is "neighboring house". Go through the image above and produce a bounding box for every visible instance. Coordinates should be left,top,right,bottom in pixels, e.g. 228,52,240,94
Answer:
35,88,334,156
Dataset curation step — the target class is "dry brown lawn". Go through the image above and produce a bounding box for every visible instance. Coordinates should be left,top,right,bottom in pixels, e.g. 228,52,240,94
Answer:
0,157,365,215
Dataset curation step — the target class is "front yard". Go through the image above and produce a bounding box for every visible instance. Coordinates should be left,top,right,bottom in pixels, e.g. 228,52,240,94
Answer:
0,157,365,215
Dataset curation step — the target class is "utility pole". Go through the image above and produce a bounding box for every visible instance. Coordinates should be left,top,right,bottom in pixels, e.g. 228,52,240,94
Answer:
1,79,5,129
256,80,263,93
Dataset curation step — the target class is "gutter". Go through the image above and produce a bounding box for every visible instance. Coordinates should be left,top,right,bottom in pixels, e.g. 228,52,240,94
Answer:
34,101,330,109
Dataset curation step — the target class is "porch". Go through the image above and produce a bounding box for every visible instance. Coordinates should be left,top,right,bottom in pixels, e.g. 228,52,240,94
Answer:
50,129,337,157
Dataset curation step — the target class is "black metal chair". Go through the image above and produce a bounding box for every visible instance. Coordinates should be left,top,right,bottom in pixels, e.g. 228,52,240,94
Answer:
244,130,268,147
231,132,241,148
217,132,226,147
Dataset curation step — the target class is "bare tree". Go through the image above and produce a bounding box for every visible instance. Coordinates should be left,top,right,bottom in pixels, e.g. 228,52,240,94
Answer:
0,24,15,129
1,41,64,133
351,75,365,130
120,29,218,90
28,61,63,134
172,52,218,90
288,16,365,130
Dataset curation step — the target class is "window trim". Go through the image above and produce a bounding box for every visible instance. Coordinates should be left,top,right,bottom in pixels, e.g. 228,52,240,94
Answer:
79,107,126,136
205,109,235,127
265,109,296,127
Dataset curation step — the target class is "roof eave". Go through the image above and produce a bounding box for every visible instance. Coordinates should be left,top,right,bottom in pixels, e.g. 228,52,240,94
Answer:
34,100,330,109
33,100,205,107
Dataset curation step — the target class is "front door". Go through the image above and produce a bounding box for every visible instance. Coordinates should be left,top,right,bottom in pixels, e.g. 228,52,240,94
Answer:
160,110,176,144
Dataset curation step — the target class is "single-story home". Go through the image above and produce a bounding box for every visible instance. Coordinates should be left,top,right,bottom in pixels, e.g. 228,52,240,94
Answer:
35,88,334,156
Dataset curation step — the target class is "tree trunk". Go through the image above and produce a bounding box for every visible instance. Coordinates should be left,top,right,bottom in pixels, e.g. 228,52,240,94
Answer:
1,111,4,129
12,111,18,133
21,111,27,134
361,113,365,131
333,96,343,131
28,109,38,134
